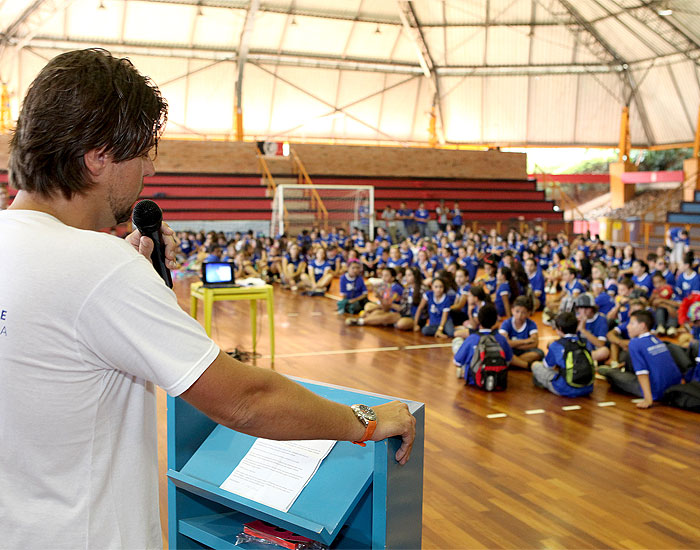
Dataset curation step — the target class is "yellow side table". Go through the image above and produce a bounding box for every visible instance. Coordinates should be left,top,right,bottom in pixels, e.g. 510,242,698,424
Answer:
190,282,275,362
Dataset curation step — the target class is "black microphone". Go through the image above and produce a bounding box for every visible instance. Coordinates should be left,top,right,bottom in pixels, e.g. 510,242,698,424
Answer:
132,199,173,288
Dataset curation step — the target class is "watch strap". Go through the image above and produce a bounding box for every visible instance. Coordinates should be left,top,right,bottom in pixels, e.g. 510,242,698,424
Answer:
352,419,377,447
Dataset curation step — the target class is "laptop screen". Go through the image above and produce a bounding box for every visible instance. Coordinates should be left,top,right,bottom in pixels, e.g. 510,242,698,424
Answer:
202,262,236,285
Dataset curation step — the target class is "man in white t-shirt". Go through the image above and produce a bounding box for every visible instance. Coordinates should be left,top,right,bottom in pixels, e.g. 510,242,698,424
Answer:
0,48,415,550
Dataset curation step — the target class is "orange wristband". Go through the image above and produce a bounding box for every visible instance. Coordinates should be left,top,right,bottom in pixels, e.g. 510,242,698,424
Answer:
352,419,377,447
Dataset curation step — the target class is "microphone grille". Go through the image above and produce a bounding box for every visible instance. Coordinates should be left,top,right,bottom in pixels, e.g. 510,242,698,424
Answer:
132,199,163,233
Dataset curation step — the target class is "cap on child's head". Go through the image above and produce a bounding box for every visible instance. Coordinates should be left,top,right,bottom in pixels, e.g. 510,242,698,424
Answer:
574,293,596,309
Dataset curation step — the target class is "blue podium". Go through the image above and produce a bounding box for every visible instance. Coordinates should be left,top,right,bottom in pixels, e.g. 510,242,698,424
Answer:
167,377,425,549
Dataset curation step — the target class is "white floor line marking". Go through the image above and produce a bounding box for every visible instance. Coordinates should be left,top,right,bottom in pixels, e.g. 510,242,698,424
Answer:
310,312,322,316
404,343,453,350
487,413,508,419
269,346,401,359
287,312,299,317
562,405,581,411
525,409,546,415
597,401,617,407
630,398,644,403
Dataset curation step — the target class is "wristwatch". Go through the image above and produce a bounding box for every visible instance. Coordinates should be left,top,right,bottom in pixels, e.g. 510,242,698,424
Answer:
351,404,377,447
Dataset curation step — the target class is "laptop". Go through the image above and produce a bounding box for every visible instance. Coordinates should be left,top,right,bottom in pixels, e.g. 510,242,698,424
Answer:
201,261,239,288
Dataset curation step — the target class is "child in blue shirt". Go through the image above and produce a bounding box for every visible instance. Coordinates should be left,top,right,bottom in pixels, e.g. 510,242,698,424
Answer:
300,247,333,295
674,252,700,299
531,312,595,398
574,293,611,364
631,259,653,298
453,304,513,383
337,260,368,314
498,296,544,369
494,266,519,319
599,310,682,409
413,277,455,338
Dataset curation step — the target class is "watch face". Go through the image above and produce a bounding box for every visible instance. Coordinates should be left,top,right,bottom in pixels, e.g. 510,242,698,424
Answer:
357,404,377,421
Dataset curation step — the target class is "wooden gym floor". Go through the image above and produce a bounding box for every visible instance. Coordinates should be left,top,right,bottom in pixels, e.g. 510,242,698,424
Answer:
158,277,700,549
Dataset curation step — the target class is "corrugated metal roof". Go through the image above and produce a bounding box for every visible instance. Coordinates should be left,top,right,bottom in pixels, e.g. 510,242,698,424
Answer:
1,0,699,146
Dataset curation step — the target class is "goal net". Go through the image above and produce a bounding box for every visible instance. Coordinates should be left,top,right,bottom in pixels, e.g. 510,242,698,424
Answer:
271,183,374,239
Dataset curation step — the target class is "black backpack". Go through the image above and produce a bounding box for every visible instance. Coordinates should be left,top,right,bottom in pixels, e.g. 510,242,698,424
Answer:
662,381,700,413
470,333,508,391
558,337,595,388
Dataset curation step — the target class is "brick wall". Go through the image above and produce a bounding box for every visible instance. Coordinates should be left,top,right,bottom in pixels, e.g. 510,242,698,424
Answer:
0,136,526,180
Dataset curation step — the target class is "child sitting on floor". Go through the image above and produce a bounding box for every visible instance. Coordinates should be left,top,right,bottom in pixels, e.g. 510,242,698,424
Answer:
337,259,368,315
531,311,595,398
346,267,403,327
598,310,682,409
453,304,513,382
498,296,544,369
413,277,455,338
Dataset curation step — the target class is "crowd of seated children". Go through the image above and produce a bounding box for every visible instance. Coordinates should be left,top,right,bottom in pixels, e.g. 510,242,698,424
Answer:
176,223,700,409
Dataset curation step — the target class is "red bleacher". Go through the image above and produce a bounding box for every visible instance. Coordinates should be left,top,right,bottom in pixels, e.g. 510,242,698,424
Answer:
0,170,563,223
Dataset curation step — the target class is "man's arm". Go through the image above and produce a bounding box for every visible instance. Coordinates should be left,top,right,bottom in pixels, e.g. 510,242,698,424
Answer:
181,351,416,464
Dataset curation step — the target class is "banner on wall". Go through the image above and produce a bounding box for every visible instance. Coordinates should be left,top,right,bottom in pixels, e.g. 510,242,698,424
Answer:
257,141,289,157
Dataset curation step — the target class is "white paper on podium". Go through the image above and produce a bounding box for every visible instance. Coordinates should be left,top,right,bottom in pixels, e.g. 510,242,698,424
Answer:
220,438,336,512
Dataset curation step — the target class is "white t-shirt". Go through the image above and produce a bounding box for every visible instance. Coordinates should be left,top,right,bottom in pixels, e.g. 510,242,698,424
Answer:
0,210,219,549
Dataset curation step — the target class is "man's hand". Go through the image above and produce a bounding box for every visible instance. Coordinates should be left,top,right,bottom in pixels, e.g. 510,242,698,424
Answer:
126,221,180,270
371,401,416,465
636,398,653,409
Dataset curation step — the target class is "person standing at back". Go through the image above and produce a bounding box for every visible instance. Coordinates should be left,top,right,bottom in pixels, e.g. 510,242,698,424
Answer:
0,48,415,550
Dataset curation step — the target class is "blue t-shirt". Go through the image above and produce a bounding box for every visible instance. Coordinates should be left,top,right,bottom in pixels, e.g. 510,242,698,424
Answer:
482,276,497,295
499,318,538,341
422,291,455,326
378,282,404,304
494,282,512,317
309,259,331,281
595,292,615,315
614,320,630,340
414,209,430,225
675,271,700,299
620,258,634,271
628,333,682,400
454,329,513,385
285,253,304,268
451,209,462,227
583,313,608,351
565,279,584,297
464,255,479,282
398,208,414,225
660,269,676,287
387,257,408,269
339,274,367,300
632,273,653,297
528,269,545,298
543,336,594,397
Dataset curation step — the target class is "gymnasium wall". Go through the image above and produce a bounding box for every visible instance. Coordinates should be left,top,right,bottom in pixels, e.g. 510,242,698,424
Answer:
0,135,527,180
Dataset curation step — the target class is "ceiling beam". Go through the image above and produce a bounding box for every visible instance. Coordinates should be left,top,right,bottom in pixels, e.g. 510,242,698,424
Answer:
27,35,633,76
235,0,260,137
397,1,445,143
132,0,565,28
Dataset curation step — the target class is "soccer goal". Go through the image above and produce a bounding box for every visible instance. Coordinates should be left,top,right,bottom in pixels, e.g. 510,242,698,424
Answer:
271,183,374,239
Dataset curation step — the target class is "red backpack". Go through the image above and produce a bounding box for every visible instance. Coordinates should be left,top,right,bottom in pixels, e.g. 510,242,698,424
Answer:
469,333,509,391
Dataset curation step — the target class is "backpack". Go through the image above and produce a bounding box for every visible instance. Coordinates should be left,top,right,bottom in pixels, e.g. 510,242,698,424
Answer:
469,333,508,391
558,337,595,388
662,381,700,413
